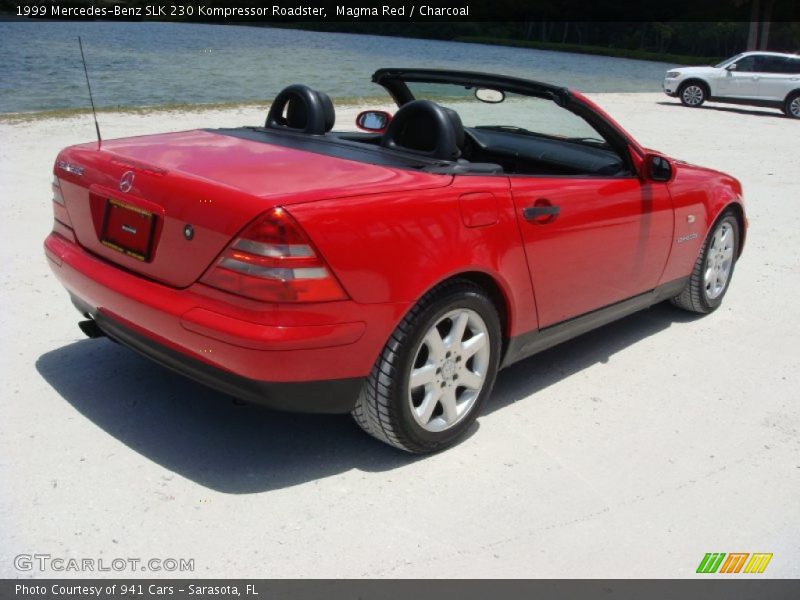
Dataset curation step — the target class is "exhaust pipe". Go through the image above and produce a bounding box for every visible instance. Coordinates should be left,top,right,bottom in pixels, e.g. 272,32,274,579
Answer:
78,319,106,339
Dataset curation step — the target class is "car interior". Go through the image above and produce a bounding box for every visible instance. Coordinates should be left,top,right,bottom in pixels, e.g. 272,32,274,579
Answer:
214,82,630,178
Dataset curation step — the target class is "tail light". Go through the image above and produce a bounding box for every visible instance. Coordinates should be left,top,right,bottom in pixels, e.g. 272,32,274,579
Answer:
52,173,65,205
51,173,75,240
201,207,348,303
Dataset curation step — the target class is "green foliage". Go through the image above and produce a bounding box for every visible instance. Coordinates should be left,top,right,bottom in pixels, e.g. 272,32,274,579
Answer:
453,36,722,65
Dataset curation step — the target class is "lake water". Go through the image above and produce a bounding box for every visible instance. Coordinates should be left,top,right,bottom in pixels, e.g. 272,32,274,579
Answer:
0,21,675,115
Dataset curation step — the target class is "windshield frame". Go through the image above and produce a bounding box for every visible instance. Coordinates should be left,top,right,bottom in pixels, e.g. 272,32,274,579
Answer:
371,68,640,175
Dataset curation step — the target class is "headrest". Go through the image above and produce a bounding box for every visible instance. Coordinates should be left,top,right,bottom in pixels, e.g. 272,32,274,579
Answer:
381,100,464,161
266,84,335,135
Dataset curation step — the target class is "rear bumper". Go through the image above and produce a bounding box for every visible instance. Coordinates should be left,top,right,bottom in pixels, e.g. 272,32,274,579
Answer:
44,232,402,413
87,305,363,413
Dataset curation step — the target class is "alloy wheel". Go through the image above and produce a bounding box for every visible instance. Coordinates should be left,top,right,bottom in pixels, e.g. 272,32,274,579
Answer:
790,97,800,118
682,85,704,106
704,221,735,300
408,309,490,432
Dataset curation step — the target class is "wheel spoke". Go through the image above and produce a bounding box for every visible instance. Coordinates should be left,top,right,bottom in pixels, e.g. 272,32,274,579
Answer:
461,332,486,359
719,225,730,245
409,364,436,389
439,388,458,424
447,311,469,351
459,368,483,390
415,388,442,425
424,328,447,363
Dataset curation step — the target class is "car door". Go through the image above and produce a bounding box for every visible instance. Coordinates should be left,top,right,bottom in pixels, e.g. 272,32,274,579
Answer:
716,55,762,98
509,173,674,328
757,56,800,101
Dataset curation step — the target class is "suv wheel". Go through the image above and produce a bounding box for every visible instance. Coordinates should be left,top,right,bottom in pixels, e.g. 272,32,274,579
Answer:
784,92,800,119
679,82,707,107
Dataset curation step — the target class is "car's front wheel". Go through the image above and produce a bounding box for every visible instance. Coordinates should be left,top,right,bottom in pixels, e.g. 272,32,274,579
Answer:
352,280,501,453
671,212,740,314
679,81,707,107
783,91,800,119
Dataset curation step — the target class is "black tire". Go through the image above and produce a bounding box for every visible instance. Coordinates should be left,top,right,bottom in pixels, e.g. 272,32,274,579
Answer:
352,280,501,453
671,212,740,314
679,81,708,108
783,91,800,119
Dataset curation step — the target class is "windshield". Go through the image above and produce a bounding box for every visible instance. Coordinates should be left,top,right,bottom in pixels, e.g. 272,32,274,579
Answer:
715,54,743,68
404,81,606,145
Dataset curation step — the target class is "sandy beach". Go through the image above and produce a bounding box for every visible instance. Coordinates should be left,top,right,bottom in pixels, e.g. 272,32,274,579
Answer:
0,93,798,577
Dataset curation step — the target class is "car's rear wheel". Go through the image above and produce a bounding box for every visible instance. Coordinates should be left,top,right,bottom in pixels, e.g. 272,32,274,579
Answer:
679,81,707,107
352,280,501,453
671,212,740,314
783,92,800,119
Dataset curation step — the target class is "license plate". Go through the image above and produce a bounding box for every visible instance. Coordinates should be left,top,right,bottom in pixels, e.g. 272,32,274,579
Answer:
100,199,156,261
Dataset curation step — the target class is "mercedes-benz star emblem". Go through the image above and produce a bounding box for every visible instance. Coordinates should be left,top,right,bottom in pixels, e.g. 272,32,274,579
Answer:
119,171,134,193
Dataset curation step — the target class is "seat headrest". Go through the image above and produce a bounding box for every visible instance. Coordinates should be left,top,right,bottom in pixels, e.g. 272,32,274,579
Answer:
442,107,465,151
266,84,335,135
381,100,464,161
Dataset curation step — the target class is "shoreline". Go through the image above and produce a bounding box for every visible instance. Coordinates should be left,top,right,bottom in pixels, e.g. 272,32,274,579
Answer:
0,95,395,125
0,92,663,126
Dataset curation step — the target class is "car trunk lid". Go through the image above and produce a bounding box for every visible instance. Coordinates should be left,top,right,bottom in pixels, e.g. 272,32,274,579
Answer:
55,129,452,288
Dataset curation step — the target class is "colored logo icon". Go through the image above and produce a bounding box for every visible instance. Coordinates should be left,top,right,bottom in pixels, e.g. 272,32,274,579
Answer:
697,553,773,574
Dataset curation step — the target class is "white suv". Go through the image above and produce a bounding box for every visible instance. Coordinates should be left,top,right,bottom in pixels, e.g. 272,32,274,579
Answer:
663,51,800,118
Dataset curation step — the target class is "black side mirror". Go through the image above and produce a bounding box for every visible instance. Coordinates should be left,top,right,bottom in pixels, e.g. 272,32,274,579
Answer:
644,154,673,183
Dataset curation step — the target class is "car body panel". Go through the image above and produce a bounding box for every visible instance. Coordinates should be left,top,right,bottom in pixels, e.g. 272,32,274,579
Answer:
508,175,674,327
289,176,539,337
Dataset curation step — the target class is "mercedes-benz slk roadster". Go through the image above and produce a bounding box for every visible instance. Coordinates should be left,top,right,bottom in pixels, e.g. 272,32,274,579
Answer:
45,69,746,453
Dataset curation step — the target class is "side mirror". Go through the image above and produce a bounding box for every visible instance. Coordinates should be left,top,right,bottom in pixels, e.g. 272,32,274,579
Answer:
643,154,673,183
355,110,392,133
726,63,738,71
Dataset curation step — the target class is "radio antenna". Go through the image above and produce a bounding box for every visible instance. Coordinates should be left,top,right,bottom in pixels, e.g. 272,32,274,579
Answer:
77,36,102,145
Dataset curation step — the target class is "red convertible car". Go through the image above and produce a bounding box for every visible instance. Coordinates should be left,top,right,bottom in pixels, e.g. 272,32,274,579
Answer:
45,69,746,453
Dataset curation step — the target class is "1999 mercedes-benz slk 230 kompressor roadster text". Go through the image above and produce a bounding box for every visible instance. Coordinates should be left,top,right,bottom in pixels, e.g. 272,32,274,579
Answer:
45,69,747,453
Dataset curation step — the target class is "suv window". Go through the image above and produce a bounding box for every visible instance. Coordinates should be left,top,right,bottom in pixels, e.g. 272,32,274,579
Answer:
776,57,800,74
756,56,797,74
732,56,758,72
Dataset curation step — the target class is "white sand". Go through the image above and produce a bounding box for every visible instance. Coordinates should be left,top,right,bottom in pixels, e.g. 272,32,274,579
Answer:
1,94,798,578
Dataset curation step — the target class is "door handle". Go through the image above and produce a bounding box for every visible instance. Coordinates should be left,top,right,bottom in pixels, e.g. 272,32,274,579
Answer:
523,205,560,221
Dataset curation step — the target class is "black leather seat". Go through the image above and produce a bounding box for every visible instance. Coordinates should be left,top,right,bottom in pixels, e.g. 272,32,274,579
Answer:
266,84,335,135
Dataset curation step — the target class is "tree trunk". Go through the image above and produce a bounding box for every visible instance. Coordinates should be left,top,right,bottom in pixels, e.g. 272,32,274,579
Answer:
746,0,760,50
525,21,534,41
759,0,774,49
